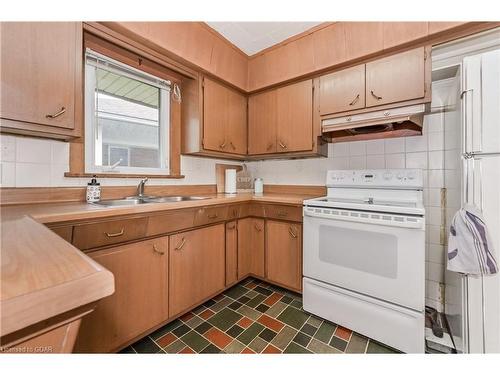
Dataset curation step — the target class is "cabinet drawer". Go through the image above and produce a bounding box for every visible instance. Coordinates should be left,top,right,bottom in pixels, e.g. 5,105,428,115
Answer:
147,209,196,236
264,204,302,222
227,204,242,220
72,217,148,250
49,225,73,243
194,205,228,226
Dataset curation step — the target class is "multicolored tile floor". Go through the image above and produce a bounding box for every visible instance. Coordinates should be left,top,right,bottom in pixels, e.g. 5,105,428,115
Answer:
121,278,400,354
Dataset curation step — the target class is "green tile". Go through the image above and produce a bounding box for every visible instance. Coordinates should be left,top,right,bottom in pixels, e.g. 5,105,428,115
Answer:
277,306,309,329
164,339,186,354
246,294,266,308
314,321,337,344
131,337,161,353
284,342,312,353
194,322,213,334
307,338,342,354
227,325,244,338
366,340,399,354
207,308,242,331
346,333,369,353
248,337,268,353
237,304,262,320
200,344,221,353
185,315,204,329
210,297,233,312
306,315,323,328
270,326,297,350
149,320,181,340
224,285,249,300
293,332,312,347
290,300,303,309
329,336,348,352
244,290,258,299
224,340,245,354
259,328,277,342
300,323,318,336
180,330,210,352
265,301,288,318
236,322,265,345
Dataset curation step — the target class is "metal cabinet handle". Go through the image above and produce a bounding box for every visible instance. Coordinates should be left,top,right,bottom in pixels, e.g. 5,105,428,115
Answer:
104,228,124,238
219,140,227,150
208,213,218,219
370,90,382,101
174,237,186,251
349,94,360,106
266,143,274,151
229,141,236,150
289,226,298,238
153,244,165,255
254,224,262,232
279,141,287,149
45,106,66,119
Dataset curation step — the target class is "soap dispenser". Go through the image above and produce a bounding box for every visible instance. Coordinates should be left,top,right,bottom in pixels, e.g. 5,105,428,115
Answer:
86,175,101,203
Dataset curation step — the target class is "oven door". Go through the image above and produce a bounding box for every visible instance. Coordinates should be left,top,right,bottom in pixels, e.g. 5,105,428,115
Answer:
303,207,425,311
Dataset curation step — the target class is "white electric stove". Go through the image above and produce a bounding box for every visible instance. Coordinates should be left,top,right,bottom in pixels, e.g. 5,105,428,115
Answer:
302,169,426,353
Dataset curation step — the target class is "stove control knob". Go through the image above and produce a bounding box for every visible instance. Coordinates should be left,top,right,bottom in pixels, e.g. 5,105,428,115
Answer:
397,173,405,180
407,172,415,180
383,172,393,180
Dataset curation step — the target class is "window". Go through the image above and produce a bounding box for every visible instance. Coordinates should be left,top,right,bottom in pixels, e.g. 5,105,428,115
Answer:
85,49,170,174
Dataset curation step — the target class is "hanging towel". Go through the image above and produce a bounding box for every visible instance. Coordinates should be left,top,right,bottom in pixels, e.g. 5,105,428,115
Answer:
447,205,498,275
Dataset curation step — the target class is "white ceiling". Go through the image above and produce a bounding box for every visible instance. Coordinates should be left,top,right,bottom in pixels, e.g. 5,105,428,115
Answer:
206,22,322,56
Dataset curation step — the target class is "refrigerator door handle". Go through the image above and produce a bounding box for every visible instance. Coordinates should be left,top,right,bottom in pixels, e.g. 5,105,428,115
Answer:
461,88,474,155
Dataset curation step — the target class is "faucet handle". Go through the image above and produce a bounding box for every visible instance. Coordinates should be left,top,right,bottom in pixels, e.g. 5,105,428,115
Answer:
140,177,148,184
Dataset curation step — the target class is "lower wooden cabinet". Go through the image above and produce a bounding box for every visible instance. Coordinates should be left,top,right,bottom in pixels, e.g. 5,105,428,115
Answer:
169,224,225,317
74,237,169,353
225,221,238,286
266,221,302,292
237,217,265,279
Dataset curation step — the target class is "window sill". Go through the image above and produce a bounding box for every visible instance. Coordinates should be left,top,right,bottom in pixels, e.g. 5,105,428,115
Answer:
64,172,185,179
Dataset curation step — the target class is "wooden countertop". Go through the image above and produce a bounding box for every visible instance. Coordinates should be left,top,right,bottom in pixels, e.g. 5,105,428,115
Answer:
0,192,315,337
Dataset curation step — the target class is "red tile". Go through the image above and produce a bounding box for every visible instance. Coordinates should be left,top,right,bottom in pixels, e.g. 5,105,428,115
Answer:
257,315,285,332
156,332,177,348
262,344,281,354
246,282,258,289
179,312,194,322
335,326,352,341
199,309,215,320
203,327,233,349
241,348,255,354
263,292,283,307
179,347,195,354
237,317,253,329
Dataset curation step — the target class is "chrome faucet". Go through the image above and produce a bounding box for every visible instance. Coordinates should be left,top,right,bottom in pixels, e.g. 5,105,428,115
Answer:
137,177,148,198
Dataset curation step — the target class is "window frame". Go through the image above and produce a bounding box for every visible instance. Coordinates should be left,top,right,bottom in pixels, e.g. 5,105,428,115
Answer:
84,49,170,175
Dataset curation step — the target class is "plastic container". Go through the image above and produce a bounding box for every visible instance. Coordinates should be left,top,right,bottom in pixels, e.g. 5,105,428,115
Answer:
254,177,264,195
86,175,101,203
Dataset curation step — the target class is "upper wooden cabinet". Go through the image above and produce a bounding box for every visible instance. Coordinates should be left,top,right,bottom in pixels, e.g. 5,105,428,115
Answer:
249,79,321,157
319,46,430,116
169,224,225,317
319,65,366,115
365,47,426,107
0,22,82,139
182,75,247,159
75,237,169,353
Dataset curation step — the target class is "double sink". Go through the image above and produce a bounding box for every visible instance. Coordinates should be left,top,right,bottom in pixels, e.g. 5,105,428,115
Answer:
92,196,210,207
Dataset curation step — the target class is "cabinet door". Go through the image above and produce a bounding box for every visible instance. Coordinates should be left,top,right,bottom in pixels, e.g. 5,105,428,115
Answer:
202,77,228,152
319,65,366,115
225,221,238,286
366,47,426,107
237,218,265,279
276,80,313,153
248,90,277,154
266,221,302,291
226,88,247,155
0,22,78,129
169,224,225,317
75,237,169,353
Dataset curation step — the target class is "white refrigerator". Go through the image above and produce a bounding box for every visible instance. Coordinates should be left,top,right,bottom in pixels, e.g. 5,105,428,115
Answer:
446,48,500,353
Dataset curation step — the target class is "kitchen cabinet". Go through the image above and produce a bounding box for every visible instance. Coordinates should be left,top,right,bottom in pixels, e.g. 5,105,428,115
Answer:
237,218,265,279
365,47,426,107
225,221,238,286
169,224,225,316
266,221,302,292
0,22,82,139
75,237,169,353
248,79,317,156
319,65,366,115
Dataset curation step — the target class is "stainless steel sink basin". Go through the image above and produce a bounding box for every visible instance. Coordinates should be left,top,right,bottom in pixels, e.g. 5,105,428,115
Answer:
91,196,210,207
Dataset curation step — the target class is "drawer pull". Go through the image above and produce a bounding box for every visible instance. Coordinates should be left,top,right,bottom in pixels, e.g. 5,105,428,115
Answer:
289,227,298,238
45,106,66,119
104,228,124,238
254,224,262,232
349,94,360,106
219,140,227,150
278,141,287,149
153,244,165,255
370,90,383,101
229,141,236,150
266,143,274,151
277,210,288,217
227,223,236,230
208,213,218,219
174,238,186,251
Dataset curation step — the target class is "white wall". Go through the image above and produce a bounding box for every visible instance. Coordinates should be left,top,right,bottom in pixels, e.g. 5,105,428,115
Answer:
0,135,241,188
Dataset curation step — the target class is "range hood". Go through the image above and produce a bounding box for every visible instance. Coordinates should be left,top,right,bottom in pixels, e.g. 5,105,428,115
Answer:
322,104,426,142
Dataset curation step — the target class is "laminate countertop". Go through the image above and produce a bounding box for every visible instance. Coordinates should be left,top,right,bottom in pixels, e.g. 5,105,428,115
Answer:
0,193,314,338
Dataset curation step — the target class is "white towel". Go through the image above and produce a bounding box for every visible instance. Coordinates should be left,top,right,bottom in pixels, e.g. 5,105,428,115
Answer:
447,205,498,275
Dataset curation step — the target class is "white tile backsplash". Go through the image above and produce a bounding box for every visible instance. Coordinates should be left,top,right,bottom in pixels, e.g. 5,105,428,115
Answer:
348,155,366,169
366,154,385,169
0,135,16,162
15,137,52,164
405,135,428,153
406,151,428,169
16,162,52,187
348,141,366,156
0,161,16,187
365,139,385,155
384,138,405,154
385,153,406,168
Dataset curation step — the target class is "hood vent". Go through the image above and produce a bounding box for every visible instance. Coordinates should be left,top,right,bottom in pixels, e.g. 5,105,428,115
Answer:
322,104,426,142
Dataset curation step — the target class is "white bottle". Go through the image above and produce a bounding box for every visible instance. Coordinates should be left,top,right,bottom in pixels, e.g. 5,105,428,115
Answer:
86,175,101,203
254,178,263,195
